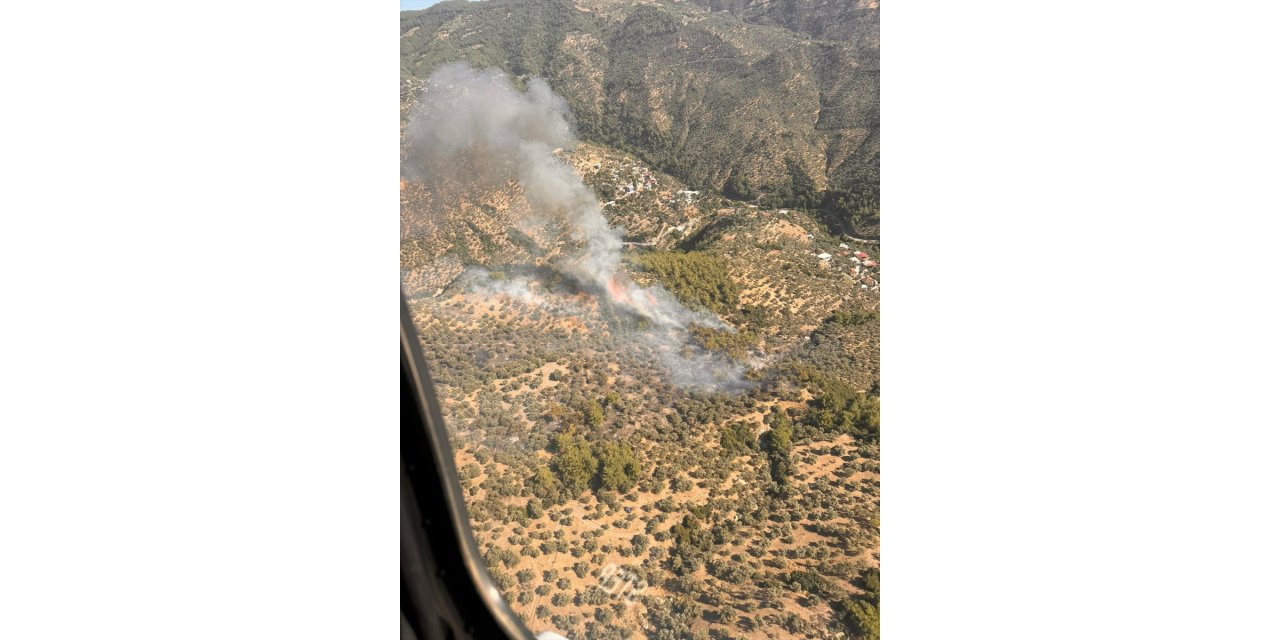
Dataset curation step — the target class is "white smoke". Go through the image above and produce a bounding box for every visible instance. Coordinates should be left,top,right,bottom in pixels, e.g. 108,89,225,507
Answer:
404,63,749,391
457,267,543,305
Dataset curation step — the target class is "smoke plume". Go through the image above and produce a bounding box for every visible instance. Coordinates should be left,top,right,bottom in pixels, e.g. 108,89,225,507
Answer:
404,63,748,391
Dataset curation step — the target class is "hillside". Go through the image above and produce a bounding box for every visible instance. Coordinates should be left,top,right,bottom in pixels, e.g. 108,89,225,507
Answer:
400,15,880,638
400,0,879,210
402,106,880,635
683,0,880,47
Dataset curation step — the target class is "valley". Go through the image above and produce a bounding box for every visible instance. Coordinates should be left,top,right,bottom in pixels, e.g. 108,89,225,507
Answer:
401,2,879,638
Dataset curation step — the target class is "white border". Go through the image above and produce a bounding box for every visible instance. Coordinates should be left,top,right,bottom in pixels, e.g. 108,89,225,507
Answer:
1,2,398,637
2,0,1279,637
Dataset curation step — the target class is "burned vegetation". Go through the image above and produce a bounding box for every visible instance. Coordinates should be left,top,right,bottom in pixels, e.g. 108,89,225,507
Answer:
401,5,879,637
404,151,879,640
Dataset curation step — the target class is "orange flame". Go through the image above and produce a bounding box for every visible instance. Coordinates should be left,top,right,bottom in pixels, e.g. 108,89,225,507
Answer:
605,274,629,304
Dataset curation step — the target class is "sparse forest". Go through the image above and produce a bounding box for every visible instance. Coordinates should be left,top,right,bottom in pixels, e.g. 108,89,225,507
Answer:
401,1,879,638
403,145,881,639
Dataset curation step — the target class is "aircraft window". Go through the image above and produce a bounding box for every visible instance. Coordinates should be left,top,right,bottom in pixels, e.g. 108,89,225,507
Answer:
401,2,879,638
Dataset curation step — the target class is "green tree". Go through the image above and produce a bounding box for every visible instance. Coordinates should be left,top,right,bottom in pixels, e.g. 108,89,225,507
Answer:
526,499,544,519
633,251,740,316
529,466,559,500
720,421,756,456
581,398,605,428
838,598,879,640
764,409,794,489
594,441,643,492
804,377,880,442
724,171,755,200
551,432,597,495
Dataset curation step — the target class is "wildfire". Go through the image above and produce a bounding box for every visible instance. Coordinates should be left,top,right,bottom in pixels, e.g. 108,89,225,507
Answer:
605,274,630,305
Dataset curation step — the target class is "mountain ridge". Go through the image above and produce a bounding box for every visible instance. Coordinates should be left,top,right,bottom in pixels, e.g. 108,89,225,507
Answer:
401,0,878,209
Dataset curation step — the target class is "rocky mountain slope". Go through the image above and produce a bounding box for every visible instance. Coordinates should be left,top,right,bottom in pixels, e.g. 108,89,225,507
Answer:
400,13,881,638
400,0,878,200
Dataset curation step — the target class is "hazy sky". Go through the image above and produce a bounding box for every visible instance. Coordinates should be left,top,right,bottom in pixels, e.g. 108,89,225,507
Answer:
400,0,445,10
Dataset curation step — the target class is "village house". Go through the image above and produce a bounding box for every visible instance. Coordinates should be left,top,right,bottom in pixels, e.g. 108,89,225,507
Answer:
818,252,832,261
